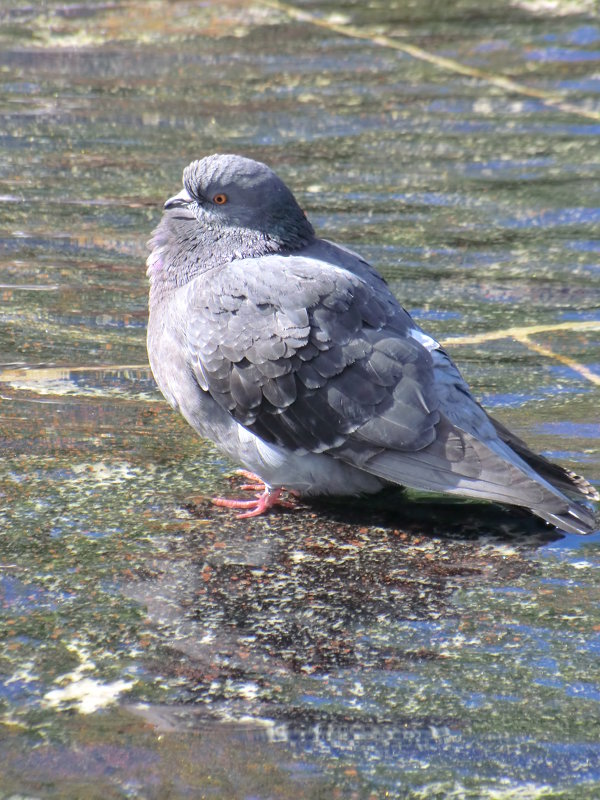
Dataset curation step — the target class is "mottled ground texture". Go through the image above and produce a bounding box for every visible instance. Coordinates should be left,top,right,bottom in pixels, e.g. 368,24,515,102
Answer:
1,1,599,798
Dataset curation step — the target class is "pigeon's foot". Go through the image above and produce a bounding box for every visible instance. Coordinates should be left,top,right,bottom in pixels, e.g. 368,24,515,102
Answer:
235,469,270,492
212,472,296,518
235,470,302,496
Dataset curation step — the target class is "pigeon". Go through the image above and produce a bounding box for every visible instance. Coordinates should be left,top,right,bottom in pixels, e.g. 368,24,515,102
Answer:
146,154,598,534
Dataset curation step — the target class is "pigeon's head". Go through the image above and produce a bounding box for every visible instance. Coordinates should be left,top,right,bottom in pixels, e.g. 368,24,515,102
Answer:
164,154,314,252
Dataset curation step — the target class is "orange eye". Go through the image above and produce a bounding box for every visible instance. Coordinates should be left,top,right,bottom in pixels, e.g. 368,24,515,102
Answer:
213,193,228,205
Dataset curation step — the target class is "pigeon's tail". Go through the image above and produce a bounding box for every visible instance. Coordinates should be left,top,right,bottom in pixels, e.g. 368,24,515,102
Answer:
489,415,598,535
490,414,600,504
356,417,599,536
533,503,597,537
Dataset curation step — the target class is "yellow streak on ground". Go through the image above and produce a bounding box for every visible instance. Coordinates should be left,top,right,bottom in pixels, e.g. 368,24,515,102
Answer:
514,335,600,387
442,320,600,346
444,320,600,386
261,0,600,123
0,365,150,383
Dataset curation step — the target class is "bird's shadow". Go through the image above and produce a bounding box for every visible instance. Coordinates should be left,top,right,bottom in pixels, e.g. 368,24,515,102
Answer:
299,486,563,546
206,472,563,546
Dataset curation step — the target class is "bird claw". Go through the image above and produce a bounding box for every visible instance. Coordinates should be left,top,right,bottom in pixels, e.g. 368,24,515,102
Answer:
234,469,267,491
212,472,296,518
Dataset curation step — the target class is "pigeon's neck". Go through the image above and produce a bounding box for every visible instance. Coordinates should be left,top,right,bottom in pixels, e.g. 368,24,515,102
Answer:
147,214,314,304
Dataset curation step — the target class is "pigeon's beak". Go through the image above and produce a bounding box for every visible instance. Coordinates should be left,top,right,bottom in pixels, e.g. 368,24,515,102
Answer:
164,187,193,210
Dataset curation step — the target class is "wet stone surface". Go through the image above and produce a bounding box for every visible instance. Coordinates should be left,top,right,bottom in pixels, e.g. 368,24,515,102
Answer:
1,1,600,798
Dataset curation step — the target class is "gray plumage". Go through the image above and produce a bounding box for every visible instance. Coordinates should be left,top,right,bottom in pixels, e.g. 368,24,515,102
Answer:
147,154,599,534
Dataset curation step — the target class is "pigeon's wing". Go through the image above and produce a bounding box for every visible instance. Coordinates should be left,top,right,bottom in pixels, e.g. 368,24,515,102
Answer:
184,252,441,456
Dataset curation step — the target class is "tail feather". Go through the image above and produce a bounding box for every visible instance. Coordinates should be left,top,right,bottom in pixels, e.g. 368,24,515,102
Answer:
535,505,598,537
356,416,598,536
490,415,600,503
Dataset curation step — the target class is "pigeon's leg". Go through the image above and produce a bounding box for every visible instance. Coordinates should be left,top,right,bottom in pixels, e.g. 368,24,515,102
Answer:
212,485,295,518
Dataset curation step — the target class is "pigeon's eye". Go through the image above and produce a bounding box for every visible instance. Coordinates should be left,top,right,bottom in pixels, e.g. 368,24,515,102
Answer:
213,193,228,205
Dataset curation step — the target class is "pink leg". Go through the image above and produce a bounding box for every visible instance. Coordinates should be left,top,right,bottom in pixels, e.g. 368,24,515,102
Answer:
212,471,296,519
